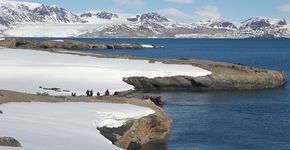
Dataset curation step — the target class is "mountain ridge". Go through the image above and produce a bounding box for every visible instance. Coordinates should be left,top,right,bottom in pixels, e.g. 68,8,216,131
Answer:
0,1,289,38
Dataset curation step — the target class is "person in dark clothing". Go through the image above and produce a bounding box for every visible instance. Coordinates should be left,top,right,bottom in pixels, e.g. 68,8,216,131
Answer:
97,92,100,96
105,89,110,96
86,90,90,97
113,91,118,96
90,90,93,97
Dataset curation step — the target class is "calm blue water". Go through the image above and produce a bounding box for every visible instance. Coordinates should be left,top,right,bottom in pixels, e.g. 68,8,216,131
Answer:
26,38,290,150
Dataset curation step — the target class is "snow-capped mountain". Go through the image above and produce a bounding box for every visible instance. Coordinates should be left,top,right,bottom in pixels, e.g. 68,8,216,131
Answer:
0,0,85,27
195,19,237,30
80,11,119,20
240,17,287,30
0,0,289,38
127,12,170,23
81,12,176,37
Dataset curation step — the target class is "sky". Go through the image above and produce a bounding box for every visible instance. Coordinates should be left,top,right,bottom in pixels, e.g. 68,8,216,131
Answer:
19,0,290,22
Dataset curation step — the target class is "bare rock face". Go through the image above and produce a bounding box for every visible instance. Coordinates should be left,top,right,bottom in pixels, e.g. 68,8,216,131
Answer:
0,137,21,147
98,113,171,150
124,59,287,91
0,39,145,50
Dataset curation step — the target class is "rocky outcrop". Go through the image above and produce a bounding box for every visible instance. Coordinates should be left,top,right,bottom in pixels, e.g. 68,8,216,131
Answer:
0,39,150,51
98,106,171,150
124,59,287,91
0,137,21,147
0,90,171,150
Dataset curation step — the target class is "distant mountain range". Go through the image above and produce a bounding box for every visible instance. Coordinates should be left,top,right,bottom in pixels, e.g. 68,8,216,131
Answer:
0,0,289,38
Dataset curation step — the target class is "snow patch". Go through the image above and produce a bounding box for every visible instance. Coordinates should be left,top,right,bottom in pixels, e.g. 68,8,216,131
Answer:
0,48,212,95
141,44,154,48
0,102,154,150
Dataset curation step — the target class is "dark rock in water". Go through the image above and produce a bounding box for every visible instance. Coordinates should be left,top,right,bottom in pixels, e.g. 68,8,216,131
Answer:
0,137,22,147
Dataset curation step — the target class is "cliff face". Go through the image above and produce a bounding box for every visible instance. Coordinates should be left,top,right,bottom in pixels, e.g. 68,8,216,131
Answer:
98,112,171,150
124,59,287,91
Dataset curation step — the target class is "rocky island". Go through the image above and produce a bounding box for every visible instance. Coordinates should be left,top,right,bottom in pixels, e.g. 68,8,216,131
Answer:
0,39,287,150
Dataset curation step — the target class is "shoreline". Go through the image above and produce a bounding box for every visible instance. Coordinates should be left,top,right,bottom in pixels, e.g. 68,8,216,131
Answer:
1,38,286,91
0,89,171,150
0,38,288,149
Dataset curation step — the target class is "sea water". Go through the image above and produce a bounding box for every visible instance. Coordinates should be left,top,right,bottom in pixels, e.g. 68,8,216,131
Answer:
26,38,290,150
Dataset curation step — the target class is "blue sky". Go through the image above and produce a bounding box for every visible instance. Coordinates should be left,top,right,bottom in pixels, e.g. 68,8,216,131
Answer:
20,0,290,21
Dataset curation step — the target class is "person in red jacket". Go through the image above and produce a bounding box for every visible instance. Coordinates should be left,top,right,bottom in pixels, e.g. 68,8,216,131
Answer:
105,89,110,96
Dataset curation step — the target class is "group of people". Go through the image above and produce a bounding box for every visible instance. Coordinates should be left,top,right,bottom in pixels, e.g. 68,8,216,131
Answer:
142,95,163,106
82,89,116,97
70,89,120,97
86,90,94,97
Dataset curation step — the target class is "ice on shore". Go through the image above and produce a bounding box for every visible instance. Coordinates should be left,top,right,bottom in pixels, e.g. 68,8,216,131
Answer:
0,102,154,150
141,44,154,48
0,48,211,95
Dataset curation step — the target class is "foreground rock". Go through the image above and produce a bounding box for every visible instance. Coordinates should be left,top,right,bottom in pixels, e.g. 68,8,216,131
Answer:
124,58,287,91
0,137,21,147
0,90,171,150
98,106,170,150
0,39,153,50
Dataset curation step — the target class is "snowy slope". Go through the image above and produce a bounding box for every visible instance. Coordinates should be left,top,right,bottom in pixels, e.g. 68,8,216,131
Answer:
0,48,211,95
0,102,154,150
0,0,85,27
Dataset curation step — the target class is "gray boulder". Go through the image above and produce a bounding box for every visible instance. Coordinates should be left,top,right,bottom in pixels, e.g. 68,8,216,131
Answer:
0,137,21,147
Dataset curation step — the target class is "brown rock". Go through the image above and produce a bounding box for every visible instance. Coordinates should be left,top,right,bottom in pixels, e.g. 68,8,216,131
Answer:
0,39,146,51
124,59,287,91
98,102,171,150
0,137,21,147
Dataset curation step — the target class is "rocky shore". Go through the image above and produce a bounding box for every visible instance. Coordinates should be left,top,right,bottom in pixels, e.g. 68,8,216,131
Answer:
124,58,287,91
0,38,161,51
0,90,171,150
1,39,284,91
0,39,288,149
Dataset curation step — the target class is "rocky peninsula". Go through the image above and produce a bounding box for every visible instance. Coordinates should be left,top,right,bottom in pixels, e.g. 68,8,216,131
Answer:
0,39,288,150
0,38,287,91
